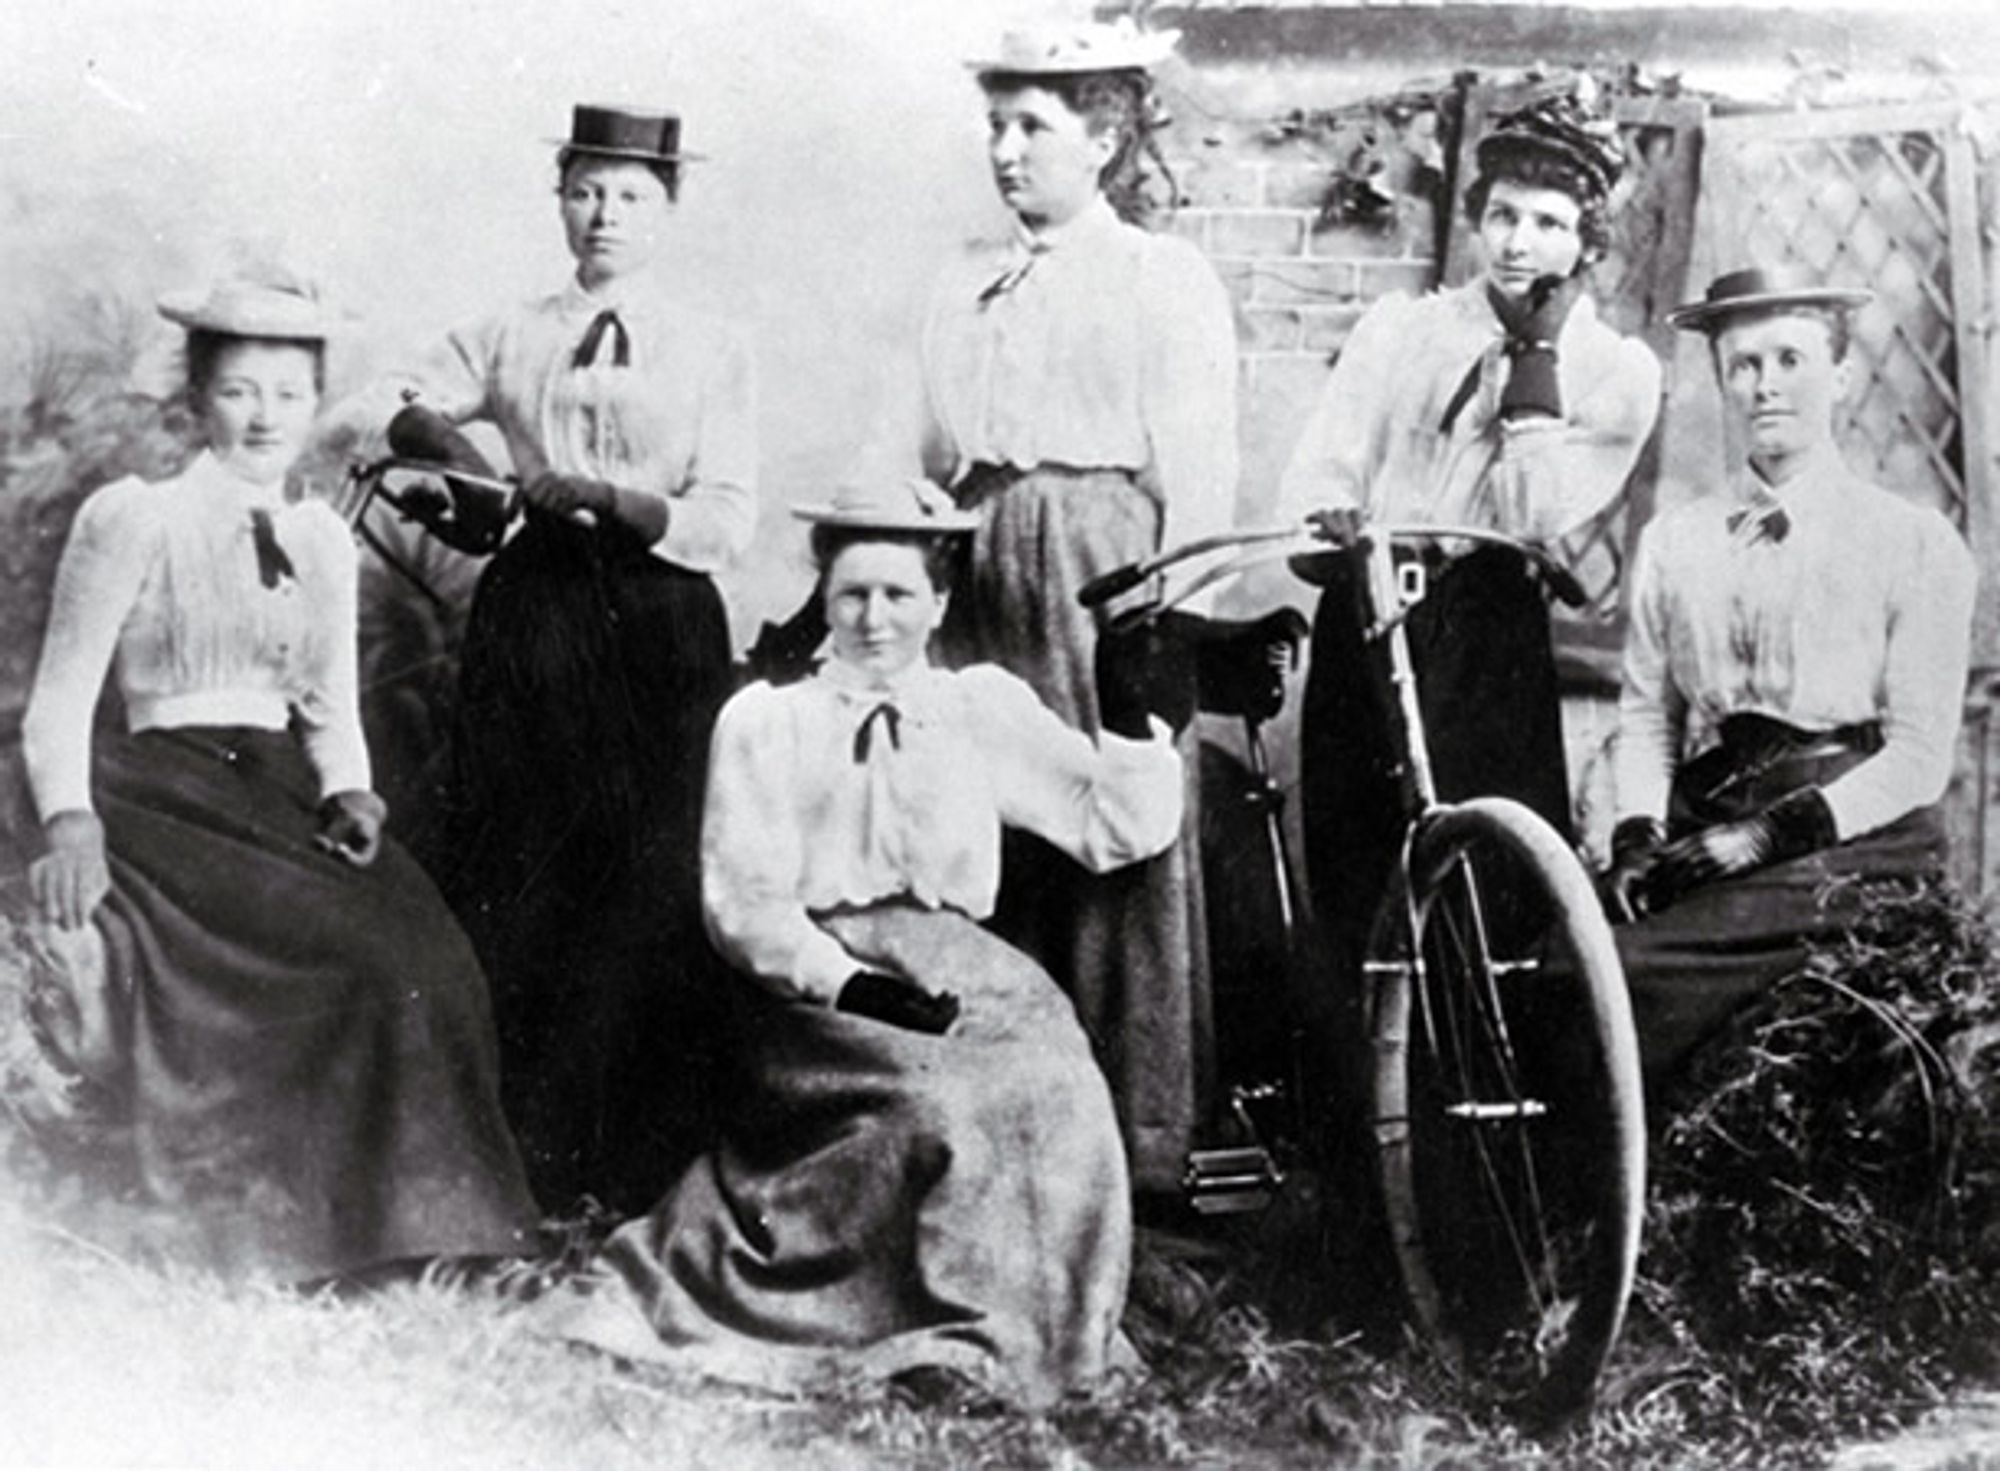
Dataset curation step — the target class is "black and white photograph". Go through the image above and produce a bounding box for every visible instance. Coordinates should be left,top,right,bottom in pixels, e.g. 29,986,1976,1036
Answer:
3,0,2000,1465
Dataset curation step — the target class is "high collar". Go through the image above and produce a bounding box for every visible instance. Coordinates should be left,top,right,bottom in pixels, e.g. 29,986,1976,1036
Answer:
817,654,939,702
559,272,659,319
185,449,288,508
1013,193,1120,256
1737,441,1848,503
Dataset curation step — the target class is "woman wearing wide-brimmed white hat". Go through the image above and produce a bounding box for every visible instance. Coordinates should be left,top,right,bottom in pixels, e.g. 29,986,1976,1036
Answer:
18,273,538,1281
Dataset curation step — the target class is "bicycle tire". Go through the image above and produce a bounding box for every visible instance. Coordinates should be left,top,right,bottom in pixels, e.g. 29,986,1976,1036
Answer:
1366,796,1644,1420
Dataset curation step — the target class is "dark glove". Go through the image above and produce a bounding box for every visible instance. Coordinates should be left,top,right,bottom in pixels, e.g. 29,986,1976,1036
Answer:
315,789,388,867
1094,612,1200,740
523,471,617,518
1492,274,1586,421
1646,787,1838,909
836,970,960,1035
1192,607,1310,724
745,591,828,687
1601,815,1667,923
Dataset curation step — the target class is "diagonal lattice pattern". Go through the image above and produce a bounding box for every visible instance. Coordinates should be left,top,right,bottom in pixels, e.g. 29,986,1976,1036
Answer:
1713,127,1966,528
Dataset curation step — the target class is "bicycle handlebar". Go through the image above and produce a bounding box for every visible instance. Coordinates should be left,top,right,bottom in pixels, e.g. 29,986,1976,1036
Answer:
1078,521,1588,615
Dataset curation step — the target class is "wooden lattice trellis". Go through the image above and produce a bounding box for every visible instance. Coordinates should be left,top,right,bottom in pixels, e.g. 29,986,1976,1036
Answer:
1703,102,1992,542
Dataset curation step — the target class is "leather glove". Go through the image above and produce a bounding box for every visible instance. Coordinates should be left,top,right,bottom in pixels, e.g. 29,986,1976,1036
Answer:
315,789,388,868
1601,815,1667,923
1095,612,1200,740
836,970,961,1035
524,471,617,518
1646,787,1838,909
29,811,110,931
1192,607,1310,725
745,590,828,687
1492,274,1587,421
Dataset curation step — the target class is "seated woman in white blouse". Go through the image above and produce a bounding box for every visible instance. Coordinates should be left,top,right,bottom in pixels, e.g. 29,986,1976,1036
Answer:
538,476,1186,1407
16,276,537,1281
1602,267,1977,1084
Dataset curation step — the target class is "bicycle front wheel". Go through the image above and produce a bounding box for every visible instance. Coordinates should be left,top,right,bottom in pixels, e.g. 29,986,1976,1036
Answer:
1367,797,1644,1420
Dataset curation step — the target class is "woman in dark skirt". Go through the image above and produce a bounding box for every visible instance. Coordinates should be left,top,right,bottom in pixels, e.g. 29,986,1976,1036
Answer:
18,275,538,1282
385,105,757,1212
1603,268,1978,1087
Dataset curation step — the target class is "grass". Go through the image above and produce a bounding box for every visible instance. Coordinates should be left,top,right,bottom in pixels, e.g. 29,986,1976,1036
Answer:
5,885,2000,1468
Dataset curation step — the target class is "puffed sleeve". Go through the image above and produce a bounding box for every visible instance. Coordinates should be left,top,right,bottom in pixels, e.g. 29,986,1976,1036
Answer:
655,321,759,574
701,683,861,1004
1491,326,1661,541
1275,293,1409,524
290,502,374,799
21,480,155,820
1822,510,1976,839
1139,236,1240,557
1612,516,1685,826
963,666,1183,870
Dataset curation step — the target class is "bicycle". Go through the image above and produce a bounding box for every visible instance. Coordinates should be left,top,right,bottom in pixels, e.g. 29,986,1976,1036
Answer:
1082,520,1646,1421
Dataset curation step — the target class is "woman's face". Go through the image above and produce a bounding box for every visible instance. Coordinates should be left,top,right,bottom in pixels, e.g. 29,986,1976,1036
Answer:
560,157,672,288
825,540,947,684
1476,178,1586,299
986,83,1113,230
198,339,320,487
1715,312,1847,471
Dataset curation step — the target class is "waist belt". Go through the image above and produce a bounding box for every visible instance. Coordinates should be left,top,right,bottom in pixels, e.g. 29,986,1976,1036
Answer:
1673,714,1883,829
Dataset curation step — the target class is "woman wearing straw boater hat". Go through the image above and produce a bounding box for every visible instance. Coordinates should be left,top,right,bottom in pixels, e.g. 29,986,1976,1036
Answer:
1276,86,1662,1030
872,17,1237,1195
536,476,1188,1406
365,105,757,1214
1602,265,1976,1084
18,272,537,1280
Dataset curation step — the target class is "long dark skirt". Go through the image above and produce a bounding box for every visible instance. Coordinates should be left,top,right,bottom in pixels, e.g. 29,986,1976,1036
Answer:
436,513,735,1216
533,904,1134,1407
946,465,1210,1195
57,725,538,1282
1298,547,1571,998
1617,738,1948,1089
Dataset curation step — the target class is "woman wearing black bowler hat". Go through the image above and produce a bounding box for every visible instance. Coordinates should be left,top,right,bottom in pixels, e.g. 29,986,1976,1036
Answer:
377,104,758,1215
1602,264,1976,1085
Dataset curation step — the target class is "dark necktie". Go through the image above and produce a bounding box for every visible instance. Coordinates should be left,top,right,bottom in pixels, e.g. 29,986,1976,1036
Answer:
1727,503,1791,545
572,308,631,369
852,702,902,763
249,509,295,589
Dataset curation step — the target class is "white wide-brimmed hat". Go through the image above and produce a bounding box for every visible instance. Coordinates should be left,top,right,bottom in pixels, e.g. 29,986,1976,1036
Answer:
966,17,1179,76
792,477,979,534
157,275,345,341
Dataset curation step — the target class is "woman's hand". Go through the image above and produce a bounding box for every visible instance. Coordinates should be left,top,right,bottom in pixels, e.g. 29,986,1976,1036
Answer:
30,811,110,931
1600,816,1667,923
316,789,388,867
836,970,960,1035
523,471,615,519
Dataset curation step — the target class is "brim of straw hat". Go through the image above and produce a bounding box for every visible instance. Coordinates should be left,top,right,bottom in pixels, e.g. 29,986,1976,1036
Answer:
1667,286,1874,331
791,503,980,533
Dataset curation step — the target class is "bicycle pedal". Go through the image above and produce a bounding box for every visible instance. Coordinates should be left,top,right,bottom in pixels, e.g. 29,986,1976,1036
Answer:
1183,1146,1285,1216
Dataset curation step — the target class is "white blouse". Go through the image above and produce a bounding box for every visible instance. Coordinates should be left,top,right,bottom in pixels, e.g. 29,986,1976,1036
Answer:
396,278,758,575
1277,280,1661,543
23,452,371,819
912,196,1240,556
701,657,1184,1004
1616,446,1976,842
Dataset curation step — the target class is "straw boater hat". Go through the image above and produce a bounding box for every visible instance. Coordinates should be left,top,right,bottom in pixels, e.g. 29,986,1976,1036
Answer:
965,16,1179,76
792,477,979,534
1666,265,1874,333
1476,92,1626,200
157,276,344,341
552,103,704,164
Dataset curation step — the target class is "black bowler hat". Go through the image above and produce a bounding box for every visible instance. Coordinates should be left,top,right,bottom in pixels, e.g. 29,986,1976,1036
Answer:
1667,265,1873,332
553,104,703,164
